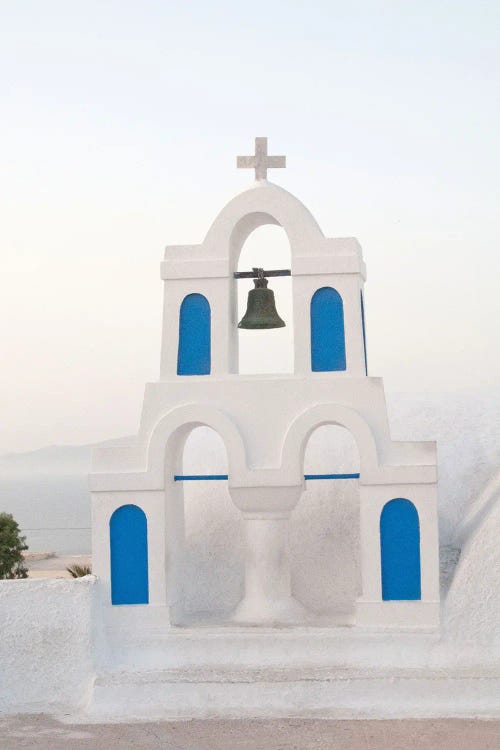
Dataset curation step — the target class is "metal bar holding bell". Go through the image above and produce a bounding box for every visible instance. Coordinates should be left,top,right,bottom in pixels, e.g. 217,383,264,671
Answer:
234,268,291,279
235,267,288,328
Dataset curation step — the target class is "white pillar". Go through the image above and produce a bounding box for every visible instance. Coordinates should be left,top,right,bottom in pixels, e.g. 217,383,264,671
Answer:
357,485,384,602
229,485,309,625
91,489,169,621
243,515,292,600
356,483,440,629
232,513,308,624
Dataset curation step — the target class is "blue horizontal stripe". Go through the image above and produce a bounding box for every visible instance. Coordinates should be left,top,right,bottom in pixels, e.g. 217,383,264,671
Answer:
305,473,360,480
174,473,360,481
174,474,229,481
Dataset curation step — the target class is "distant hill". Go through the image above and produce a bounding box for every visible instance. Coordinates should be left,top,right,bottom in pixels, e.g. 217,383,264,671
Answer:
0,444,93,475
0,444,93,554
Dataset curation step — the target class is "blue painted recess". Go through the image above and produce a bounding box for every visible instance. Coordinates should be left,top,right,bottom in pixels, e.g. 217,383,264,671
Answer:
380,498,421,601
360,290,368,375
110,504,149,605
310,287,346,372
177,293,211,375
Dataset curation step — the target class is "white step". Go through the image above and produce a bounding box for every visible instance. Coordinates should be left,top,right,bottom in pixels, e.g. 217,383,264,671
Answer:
86,665,500,721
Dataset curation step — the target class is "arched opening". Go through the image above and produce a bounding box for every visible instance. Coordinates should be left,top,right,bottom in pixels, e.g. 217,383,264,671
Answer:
110,504,149,605
291,424,360,623
176,426,243,624
236,225,293,374
177,293,211,375
310,287,346,372
380,498,421,601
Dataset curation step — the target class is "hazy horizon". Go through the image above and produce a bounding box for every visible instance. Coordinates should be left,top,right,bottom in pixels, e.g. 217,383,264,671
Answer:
2,1,500,453
2,388,499,554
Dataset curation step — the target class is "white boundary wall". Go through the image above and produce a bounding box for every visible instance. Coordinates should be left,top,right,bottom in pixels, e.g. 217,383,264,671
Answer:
0,577,95,715
0,511,499,722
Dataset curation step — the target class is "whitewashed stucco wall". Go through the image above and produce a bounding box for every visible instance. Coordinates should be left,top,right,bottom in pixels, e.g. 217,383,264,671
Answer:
0,509,499,717
0,577,95,714
442,494,500,663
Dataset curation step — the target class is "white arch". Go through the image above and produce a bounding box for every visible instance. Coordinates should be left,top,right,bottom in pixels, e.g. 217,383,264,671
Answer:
281,403,380,480
146,404,248,483
202,182,325,268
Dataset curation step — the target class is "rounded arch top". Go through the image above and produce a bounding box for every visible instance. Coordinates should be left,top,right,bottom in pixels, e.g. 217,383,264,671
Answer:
281,403,380,480
203,182,325,269
109,502,147,522
146,404,248,484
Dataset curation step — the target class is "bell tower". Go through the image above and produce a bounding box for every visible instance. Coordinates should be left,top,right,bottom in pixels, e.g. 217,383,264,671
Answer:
159,137,367,379
91,138,439,631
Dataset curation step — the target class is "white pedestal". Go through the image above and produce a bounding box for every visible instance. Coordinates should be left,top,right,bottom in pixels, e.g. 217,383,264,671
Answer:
232,514,308,625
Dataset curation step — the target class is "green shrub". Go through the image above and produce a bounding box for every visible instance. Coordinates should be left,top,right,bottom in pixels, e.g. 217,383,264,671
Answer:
0,513,28,579
66,564,92,578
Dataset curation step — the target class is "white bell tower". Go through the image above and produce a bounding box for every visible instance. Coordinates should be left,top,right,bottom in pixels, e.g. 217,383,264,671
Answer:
90,138,439,631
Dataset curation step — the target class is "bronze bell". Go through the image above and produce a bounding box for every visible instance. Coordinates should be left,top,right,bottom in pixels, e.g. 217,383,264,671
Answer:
238,268,286,329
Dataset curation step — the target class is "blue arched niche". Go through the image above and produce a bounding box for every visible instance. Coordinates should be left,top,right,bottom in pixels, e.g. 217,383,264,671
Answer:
310,287,346,372
177,293,211,375
380,498,421,601
110,504,149,605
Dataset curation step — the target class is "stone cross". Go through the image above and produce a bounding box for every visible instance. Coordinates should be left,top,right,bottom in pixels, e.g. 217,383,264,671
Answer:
237,137,286,181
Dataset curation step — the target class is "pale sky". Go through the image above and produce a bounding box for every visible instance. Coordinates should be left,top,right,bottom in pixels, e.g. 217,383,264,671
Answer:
1,1,499,453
